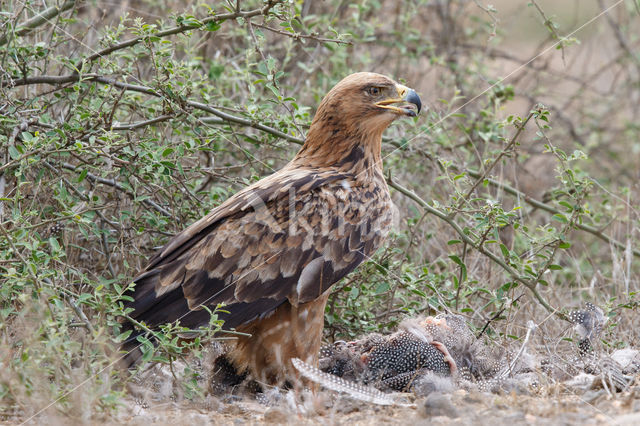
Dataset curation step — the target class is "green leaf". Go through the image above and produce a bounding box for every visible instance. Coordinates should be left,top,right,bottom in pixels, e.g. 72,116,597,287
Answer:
449,255,464,267
552,214,568,223
8,145,20,160
48,237,60,252
558,201,573,211
449,255,467,282
205,21,221,31
453,173,466,181
350,286,359,298
411,289,427,298
500,244,510,259
77,168,87,183
138,336,155,362
375,282,390,294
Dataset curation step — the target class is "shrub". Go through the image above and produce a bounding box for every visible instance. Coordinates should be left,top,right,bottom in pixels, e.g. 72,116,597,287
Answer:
1,0,639,420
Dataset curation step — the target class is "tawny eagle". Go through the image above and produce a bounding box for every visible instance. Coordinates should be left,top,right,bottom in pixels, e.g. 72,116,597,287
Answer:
121,72,421,384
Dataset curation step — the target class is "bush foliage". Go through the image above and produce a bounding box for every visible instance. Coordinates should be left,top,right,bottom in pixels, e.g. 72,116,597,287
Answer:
1,0,639,420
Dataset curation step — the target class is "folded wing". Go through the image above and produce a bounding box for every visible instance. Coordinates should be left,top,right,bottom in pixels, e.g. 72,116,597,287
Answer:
125,168,385,333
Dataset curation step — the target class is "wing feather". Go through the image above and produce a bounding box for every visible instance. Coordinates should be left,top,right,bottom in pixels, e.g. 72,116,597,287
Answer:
126,167,390,334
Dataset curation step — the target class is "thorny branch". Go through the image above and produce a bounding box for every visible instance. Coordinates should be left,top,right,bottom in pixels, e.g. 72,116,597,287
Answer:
78,1,282,68
250,22,352,45
597,0,640,71
388,178,564,319
451,110,535,219
54,161,173,218
465,170,640,258
10,72,633,264
4,75,305,144
40,161,121,227
0,0,78,46
529,0,568,64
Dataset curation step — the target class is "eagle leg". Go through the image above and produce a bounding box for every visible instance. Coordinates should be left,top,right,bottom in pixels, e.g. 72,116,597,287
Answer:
227,291,331,387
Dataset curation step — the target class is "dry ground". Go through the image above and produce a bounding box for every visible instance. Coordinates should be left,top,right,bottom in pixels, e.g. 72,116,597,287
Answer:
109,386,640,426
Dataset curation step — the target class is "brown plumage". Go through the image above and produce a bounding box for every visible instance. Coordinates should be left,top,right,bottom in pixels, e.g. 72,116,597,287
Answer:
120,72,422,384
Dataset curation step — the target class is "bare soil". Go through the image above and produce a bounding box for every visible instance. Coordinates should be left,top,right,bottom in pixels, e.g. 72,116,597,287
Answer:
112,387,640,426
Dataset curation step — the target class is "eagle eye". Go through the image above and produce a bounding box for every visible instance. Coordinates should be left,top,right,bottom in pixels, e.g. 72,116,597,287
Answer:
368,86,381,96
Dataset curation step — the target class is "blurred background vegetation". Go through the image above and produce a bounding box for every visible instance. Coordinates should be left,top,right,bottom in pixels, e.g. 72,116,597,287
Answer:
1,0,639,420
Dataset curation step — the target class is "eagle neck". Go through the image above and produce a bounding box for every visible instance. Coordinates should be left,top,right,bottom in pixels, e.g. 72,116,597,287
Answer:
292,128,384,182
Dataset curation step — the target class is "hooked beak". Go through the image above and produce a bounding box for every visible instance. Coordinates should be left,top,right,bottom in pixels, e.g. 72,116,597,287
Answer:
375,84,422,117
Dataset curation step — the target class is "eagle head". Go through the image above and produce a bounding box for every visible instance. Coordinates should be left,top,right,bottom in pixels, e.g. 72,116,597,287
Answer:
315,72,421,135
300,72,422,168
